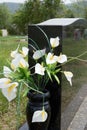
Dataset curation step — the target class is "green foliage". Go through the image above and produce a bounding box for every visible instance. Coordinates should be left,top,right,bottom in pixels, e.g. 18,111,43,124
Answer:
64,9,74,18
58,2,75,18
0,4,11,29
42,0,60,19
66,0,87,18
13,0,61,34
0,36,27,129
0,30,2,36
84,7,87,19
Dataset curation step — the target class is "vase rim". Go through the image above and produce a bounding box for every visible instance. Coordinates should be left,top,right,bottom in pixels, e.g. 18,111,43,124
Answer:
27,89,50,101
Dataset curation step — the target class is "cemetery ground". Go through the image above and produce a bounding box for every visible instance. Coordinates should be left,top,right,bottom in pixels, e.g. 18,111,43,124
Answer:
0,36,87,130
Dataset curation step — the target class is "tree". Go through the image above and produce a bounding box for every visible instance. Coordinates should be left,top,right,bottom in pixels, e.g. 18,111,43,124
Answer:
12,0,42,34
55,2,74,18
42,0,61,19
67,0,87,18
13,0,61,34
12,9,25,34
0,4,11,29
84,7,87,19
22,0,61,22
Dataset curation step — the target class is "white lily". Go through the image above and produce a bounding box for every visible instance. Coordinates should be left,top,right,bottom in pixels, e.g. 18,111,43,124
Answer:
64,71,73,86
0,78,12,88
11,45,19,58
11,46,29,58
19,58,29,68
20,47,29,57
32,109,48,123
57,54,67,63
35,63,45,75
2,82,18,102
46,53,58,64
11,55,28,70
3,66,12,78
50,37,60,48
0,78,18,101
11,54,22,70
33,49,46,60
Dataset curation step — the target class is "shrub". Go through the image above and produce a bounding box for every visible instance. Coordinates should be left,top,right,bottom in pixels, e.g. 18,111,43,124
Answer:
0,30,2,36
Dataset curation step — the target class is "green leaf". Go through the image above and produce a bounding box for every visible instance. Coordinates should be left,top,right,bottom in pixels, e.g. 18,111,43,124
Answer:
55,68,61,73
23,88,29,97
47,70,53,82
54,74,60,84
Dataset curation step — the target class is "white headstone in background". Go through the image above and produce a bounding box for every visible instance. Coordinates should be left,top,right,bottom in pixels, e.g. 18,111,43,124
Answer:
1,29,8,37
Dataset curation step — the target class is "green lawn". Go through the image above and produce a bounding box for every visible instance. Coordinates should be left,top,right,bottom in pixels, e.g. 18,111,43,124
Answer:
0,36,28,130
62,38,87,111
0,36,87,129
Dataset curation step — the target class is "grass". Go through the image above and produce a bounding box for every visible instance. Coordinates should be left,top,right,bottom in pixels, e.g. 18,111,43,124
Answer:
0,36,28,130
62,37,87,111
0,36,87,129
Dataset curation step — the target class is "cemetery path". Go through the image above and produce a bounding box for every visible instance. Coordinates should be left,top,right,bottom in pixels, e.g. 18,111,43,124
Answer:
19,84,87,130
67,95,87,130
61,84,87,130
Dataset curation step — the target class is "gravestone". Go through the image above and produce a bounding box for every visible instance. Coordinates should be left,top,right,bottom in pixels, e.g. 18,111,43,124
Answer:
74,28,81,40
83,28,87,39
20,18,87,130
1,29,8,37
28,25,62,130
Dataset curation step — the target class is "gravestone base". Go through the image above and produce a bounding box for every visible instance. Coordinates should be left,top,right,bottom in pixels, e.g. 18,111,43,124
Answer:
19,122,59,130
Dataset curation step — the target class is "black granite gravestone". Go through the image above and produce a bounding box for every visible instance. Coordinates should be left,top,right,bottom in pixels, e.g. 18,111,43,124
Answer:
28,25,62,130
19,18,87,130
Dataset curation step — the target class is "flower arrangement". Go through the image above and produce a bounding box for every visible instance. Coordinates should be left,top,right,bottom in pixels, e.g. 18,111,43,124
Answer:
0,32,73,123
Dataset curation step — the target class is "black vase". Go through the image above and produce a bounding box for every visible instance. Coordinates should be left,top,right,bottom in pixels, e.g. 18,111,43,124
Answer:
26,89,51,130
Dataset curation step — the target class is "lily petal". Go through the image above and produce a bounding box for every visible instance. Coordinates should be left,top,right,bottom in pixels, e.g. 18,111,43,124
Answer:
50,37,60,48
46,53,58,64
57,54,67,63
0,78,11,88
1,82,18,102
21,47,29,57
64,71,73,86
11,54,23,70
3,66,12,78
32,109,48,123
33,49,46,60
19,58,29,68
11,45,19,58
35,63,45,75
